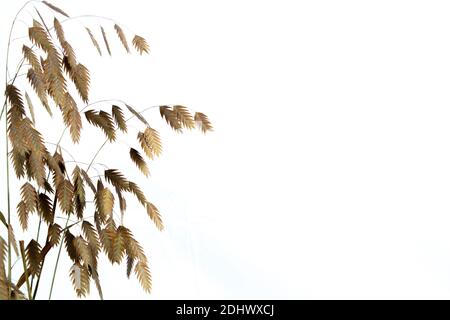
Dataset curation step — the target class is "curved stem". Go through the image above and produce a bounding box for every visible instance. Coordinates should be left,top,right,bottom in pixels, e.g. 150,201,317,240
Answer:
64,15,138,36
33,98,133,150
5,1,37,80
124,105,159,122
87,105,160,171
12,14,138,44
1,0,38,120
45,142,78,163
86,105,160,173
15,19,30,29
0,56,26,121
84,99,129,110
64,160,109,169
45,143,105,177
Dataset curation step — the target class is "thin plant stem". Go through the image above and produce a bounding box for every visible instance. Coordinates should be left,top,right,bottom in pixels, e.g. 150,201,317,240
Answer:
19,241,32,300
64,160,109,169
48,212,96,299
1,0,38,120
54,216,78,224
11,256,20,270
12,14,138,43
125,105,160,122
5,1,37,79
48,216,69,300
33,194,56,299
61,217,94,233
0,56,25,121
5,96,11,299
30,216,42,290
35,217,43,246
87,140,108,171
32,258,44,300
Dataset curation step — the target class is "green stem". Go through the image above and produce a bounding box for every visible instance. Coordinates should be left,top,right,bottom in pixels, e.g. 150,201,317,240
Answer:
87,139,108,171
35,217,43,246
48,215,69,300
47,214,96,299
33,193,57,299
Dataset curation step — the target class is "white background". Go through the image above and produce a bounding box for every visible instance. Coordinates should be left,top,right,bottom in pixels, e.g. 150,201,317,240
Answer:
2,0,450,299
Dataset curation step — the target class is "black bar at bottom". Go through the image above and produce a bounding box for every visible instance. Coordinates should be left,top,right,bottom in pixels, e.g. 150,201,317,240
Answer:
1,300,448,319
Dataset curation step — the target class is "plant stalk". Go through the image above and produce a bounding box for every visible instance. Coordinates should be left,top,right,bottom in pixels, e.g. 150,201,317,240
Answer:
48,215,69,300
5,97,11,299
19,241,32,300
32,194,57,299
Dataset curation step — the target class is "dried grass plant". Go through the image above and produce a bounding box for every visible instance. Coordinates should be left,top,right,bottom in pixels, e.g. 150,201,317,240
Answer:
0,1,212,300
